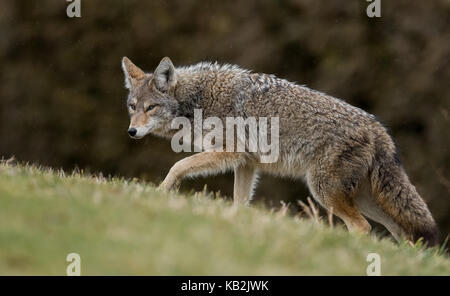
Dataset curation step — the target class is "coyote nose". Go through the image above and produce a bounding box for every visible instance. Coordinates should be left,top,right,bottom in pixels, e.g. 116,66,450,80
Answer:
128,128,137,137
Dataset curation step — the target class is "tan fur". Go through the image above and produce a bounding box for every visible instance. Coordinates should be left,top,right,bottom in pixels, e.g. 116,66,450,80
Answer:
122,57,439,246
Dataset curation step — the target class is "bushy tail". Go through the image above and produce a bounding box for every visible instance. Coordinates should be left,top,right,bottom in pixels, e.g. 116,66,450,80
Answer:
370,138,439,247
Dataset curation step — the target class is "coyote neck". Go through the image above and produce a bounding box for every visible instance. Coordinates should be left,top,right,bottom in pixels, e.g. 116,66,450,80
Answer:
173,70,211,105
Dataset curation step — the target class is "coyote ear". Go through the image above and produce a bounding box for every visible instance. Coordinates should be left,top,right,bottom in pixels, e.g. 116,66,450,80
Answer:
153,57,177,92
122,57,145,89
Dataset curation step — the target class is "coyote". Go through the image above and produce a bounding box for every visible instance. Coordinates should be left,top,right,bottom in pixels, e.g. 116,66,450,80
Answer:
122,56,439,246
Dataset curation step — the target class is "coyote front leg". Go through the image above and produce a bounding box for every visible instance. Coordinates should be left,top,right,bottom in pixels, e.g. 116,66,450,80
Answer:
159,152,245,191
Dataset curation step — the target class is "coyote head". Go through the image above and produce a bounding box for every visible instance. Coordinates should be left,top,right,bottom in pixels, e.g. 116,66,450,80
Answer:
122,56,179,139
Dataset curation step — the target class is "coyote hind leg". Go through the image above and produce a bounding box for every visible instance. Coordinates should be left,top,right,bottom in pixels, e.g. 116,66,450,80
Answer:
307,173,371,234
328,195,371,234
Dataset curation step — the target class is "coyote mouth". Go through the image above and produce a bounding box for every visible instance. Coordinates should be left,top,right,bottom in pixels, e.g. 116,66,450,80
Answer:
128,125,153,139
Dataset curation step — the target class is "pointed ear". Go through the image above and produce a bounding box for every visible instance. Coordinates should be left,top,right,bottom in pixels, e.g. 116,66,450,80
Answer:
153,57,177,92
122,57,145,89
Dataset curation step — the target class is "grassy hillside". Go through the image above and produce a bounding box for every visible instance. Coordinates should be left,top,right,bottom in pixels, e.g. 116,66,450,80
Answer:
0,162,448,275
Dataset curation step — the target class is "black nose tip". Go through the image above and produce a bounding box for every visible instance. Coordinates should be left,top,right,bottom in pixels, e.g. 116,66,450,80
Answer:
128,128,137,137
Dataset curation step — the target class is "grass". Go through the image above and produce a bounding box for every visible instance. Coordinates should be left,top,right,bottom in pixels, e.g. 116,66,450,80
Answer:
0,161,449,275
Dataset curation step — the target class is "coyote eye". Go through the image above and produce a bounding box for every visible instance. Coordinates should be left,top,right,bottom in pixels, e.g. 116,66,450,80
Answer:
145,104,158,112
128,104,136,111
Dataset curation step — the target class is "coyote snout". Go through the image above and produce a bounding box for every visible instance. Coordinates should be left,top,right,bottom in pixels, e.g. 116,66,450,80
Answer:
127,111,158,139
127,114,156,139
127,128,137,137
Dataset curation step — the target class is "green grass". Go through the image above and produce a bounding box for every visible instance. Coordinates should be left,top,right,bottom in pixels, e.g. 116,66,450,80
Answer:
0,162,448,275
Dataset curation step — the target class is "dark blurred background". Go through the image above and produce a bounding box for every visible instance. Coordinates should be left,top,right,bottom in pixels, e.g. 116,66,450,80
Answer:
0,0,449,236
